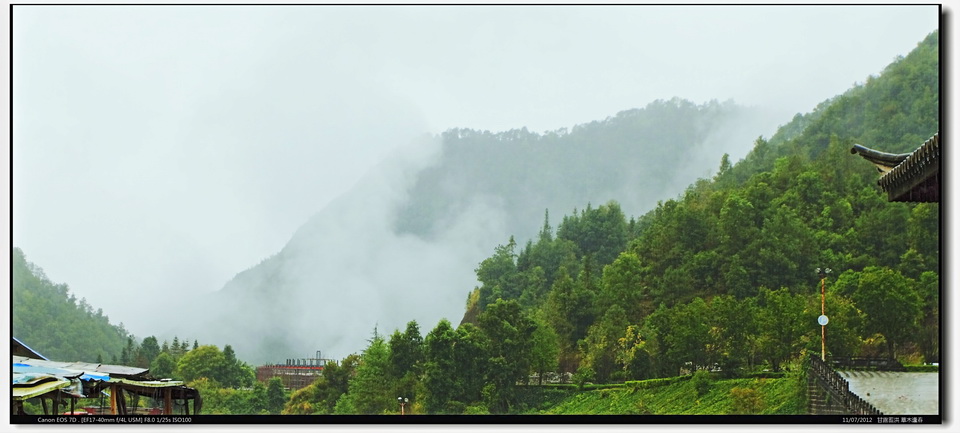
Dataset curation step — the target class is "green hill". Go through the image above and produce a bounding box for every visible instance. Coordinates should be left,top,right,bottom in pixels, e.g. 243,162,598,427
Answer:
197,89,776,365
396,98,772,241
12,247,132,362
275,30,939,416
465,29,939,379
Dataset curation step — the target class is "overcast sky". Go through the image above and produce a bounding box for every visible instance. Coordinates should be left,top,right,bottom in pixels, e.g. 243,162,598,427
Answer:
10,4,939,337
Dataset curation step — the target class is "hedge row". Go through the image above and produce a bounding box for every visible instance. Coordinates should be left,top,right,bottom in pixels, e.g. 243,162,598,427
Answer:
625,375,692,389
903,365,939,373
538,383,626,390
744,371,787,379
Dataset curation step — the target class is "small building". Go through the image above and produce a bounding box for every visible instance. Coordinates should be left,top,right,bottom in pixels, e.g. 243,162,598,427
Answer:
256,351,334,391
850,132,940,202
11,338,201,416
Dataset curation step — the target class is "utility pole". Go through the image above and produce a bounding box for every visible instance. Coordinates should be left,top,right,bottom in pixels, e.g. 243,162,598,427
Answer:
816,268,832,361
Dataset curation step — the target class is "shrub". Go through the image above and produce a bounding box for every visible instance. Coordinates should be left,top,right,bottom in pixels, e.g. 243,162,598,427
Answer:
625,375,691,390
573,366,596,391
729,387,763,414
463,404,490,415
691,370,712,396
744,371,786,379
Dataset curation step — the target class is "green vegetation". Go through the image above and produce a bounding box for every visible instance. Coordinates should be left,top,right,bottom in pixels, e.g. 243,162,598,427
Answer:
541,372,806,415
13,30,938,416
190,376,287,415
12,247,131,362
903,365,939,373
293,30,936,415
395,99,765,242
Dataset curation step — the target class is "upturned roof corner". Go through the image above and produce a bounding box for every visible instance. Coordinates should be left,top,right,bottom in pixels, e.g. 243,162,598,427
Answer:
851,132,940,203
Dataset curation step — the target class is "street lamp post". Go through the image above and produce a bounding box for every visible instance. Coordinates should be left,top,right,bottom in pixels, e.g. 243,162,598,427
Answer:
816,268,832,361
397,397,408,415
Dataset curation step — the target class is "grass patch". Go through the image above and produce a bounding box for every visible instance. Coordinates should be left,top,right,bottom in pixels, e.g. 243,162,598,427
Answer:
540,373,806,415
903,364,939,373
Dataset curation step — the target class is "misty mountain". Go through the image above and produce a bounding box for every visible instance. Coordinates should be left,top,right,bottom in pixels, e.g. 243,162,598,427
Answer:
396,98,777,242
166,20,937,363
178,98,779,365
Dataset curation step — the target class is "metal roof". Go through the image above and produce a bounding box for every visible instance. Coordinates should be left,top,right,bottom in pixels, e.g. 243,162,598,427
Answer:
12,355,150,379
12,336,48,360
12,377,71,401
11,339,201,414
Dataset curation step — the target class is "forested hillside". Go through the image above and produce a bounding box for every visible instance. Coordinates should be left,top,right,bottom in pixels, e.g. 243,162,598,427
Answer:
297,31,939,415
194,81,775,365
12,247,131,362
396,98,772,241
467,29,939,375
13,247,288,414
12,29,937,417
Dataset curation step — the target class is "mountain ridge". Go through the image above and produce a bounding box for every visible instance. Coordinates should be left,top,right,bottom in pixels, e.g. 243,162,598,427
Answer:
184,97,777,364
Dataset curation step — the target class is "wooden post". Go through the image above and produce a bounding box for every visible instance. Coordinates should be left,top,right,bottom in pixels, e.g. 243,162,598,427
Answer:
164,388,173,415
109,385,118,415
117,387,126,415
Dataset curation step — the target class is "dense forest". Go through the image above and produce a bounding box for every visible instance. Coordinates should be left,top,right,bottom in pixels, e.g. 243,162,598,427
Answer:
12,247,132,363
201,84,776,366
12,30,938,416
13,247,290,414
395,97,772,241
280,31,938,414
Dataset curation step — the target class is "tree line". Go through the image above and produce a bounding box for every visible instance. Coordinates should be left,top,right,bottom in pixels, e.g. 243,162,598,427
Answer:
283,30,939,414
13,30,938,416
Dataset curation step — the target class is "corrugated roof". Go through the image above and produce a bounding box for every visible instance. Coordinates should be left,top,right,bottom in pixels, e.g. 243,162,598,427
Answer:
13,355,149,379
11,339,202,414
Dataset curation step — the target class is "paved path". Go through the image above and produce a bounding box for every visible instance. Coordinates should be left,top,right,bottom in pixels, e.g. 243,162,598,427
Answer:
840,371,939,415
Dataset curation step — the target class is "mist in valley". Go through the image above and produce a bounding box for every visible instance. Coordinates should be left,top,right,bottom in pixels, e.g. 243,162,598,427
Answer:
10,5,940,364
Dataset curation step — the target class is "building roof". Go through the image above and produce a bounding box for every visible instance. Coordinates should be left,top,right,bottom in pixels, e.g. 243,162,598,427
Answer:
851,132,940,202
11,340,201,414
13,355,149,380
11,376,72,401
12,336,48,360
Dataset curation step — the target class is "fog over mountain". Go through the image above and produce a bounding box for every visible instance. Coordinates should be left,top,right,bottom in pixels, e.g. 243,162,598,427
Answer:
10,5,940,364
180,99,783,363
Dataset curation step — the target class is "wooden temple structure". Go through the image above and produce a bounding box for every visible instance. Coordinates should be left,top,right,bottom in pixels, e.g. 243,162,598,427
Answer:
850,132,940,203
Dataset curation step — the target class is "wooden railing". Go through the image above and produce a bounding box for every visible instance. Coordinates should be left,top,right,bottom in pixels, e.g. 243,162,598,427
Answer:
809,355,883,415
